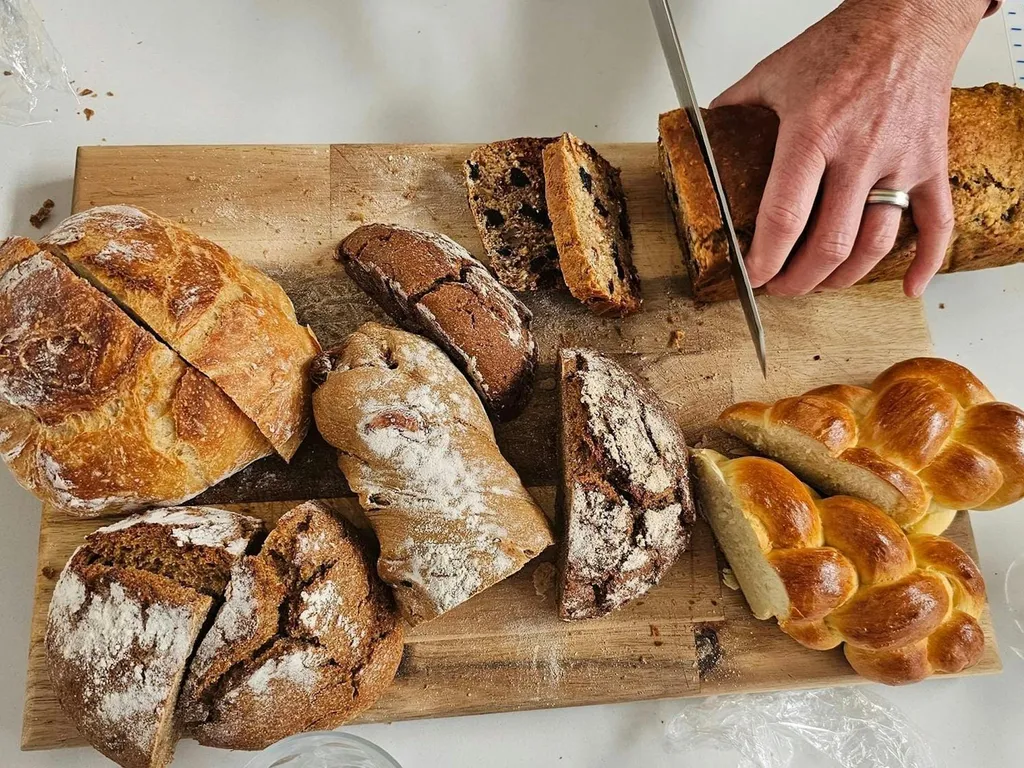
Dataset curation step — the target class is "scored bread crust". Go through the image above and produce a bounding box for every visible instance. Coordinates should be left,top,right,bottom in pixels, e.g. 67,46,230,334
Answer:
543,134,642,317
719,357,1024,534
659,84,1024,301
0,237,272,517
692,450,988,686
42,205,321,460
311,322,554,625
337,224,538,420
558,349,694,620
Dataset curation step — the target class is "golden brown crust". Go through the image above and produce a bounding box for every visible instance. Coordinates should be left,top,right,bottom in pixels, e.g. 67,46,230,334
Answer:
720,357,1024,532
0,237,272,517
43,206,320,460
661,85,1024,301
543,134,641,317
694,449,988,685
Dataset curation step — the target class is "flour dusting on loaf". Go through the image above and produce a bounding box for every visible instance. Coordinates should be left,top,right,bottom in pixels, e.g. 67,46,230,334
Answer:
98,507,255,556
312,322,554,624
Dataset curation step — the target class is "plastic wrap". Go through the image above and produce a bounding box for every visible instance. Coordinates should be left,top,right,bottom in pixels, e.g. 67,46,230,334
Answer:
665,688,937,768
0,0,73,125
1007,551,1024,660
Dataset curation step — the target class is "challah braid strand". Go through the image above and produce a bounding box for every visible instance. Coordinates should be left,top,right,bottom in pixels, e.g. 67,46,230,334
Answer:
693,450,987,685
720,357,1024,534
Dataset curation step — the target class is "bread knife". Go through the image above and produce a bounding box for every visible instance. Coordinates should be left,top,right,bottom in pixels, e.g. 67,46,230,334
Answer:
648,0,768,378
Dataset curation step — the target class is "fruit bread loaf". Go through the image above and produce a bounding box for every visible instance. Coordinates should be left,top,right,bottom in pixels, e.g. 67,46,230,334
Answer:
0,237,272,517
45,507,264,768
660,84,1024,301
558,349,695,620
465,137,562,290
337,224,537,420
311,322,555,625
693,449,988,685
43,205,321,459
180,501,403,750
719,357,1024,535
543,134,642,317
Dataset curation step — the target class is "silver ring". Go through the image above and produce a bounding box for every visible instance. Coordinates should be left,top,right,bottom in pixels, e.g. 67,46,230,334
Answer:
866,188,910,209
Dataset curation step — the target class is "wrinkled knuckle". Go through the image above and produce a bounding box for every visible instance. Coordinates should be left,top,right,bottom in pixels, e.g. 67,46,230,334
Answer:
815,231,857,266
761,203,806,238
863,229,896,257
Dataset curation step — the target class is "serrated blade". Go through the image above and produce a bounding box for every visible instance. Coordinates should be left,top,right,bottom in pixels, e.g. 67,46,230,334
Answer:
649,0,767,378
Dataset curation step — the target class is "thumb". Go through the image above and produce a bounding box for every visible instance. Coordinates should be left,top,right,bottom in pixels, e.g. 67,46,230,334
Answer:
710,68,768,109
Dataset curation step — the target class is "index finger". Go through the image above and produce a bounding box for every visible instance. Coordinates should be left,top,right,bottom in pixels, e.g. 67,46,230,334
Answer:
744,125,827,287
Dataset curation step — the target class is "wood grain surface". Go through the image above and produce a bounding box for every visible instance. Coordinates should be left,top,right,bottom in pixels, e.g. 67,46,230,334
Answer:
21,143,1001,751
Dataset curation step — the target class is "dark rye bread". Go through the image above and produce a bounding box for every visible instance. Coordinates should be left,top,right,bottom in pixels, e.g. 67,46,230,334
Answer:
465,137,563,291
338,224,537,420
659,84,1024,301
180,501,404,751
543,133,641,316
557,349,695,621
45,507,263,768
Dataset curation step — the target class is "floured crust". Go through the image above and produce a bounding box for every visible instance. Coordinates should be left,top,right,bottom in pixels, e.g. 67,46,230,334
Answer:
42,206,321,460
544,134,641,316
338,224,537,420
558,349,695,620
312,322,554,625
0,237,272,517
180,502,403,750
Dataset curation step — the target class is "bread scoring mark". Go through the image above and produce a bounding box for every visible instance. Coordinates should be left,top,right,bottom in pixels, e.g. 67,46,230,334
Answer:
44,205,150,247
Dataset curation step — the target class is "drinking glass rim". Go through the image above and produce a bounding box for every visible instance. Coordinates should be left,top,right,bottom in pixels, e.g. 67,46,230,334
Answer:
243,730,402,768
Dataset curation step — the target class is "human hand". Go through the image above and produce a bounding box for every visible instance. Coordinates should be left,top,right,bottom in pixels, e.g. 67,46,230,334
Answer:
712,0,992,298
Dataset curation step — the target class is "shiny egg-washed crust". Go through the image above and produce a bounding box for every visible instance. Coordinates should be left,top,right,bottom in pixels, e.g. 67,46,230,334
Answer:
42,205,321,460
0,237,272,517
693,450,987,686
720,357,1024,534
659,84,1024,301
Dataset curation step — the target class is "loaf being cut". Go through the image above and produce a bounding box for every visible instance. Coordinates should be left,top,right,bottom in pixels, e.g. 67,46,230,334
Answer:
0,237,272,516
43,205,321,460
558,349,695,620
312,322,554,625
693,450,988,685
338,224,537,420
660,84,1024,301
720,357,1024,534
465,138,562,291
544,134,642,316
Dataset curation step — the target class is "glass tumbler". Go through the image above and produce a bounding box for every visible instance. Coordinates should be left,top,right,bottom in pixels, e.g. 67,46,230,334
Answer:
244,731,402,768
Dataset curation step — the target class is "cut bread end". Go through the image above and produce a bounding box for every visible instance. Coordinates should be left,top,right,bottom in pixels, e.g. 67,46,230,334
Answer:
691,449,789,621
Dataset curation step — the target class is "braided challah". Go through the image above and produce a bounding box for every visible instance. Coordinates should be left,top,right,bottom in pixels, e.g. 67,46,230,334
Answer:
692,449,987,685
720,357,1024,534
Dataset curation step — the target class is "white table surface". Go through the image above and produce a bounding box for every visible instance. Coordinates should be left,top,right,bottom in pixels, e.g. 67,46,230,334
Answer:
1,1,1021,766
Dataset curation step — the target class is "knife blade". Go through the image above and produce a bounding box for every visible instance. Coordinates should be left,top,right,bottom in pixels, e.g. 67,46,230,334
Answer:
648,0,768,378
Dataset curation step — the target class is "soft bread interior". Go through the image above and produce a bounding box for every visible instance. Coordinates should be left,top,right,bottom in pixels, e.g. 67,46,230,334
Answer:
722,418,905,516
692,450,789,621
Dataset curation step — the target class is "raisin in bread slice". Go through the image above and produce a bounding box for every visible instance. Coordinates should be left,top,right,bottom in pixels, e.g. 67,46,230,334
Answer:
558,349,694,620
465,137,562,291
44,507,263,768
544,133,641,316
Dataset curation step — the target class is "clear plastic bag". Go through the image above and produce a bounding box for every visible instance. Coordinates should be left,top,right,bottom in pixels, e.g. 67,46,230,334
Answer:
665,687,938,768
0,0,73,125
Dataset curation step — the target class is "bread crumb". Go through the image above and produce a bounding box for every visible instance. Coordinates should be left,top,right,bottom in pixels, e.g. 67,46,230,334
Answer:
669,330,685,349
106,91,114,97
939,302,946,309
532,562,557,600
721,567,740,590
813,354,821,361
537,378,556,392
29,199,55,228
78,88,94,96
3,70,12,76
186,174,199,182
83,108,95,121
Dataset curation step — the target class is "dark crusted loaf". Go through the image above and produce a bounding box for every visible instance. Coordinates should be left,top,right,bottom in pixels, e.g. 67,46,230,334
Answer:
543,133,641,316
465,137,563,291
557,349,695,620
338,224,538,421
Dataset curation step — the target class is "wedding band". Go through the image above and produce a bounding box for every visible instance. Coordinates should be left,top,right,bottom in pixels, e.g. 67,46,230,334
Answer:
866,188,910,209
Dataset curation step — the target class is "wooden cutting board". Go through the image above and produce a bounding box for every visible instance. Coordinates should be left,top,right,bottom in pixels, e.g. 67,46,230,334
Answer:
21,143,1001,751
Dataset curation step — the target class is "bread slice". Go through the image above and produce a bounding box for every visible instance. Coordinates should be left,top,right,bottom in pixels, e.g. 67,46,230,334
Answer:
557,349,694,620
544,134,641,316
180,502,404,750
465,138,562,291
337,224,538,420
